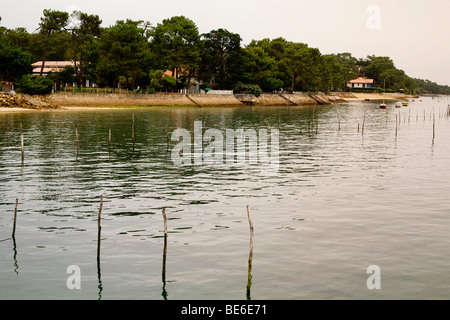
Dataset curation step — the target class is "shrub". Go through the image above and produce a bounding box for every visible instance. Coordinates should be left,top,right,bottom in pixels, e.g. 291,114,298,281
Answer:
16,75,54,95
233,82,262,97
264,77,284,91
162,75,177,90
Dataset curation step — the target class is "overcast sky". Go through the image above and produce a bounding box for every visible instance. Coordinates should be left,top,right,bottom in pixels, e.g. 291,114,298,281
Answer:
1,0,449,85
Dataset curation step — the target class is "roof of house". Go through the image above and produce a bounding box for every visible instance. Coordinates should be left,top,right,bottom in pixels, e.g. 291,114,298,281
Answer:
31,61,76,68
349,77,374,84
32,67,66,74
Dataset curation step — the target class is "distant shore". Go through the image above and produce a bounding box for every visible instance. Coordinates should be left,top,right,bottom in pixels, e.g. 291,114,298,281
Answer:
0,91,420,112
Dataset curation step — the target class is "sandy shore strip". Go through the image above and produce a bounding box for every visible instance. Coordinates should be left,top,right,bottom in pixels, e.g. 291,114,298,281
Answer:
0,107,44,112
344,92,418,101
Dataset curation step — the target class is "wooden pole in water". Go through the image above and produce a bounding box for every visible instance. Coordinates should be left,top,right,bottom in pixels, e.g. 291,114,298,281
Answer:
20,123,24,161
246,205,254,300
109,129,112,147
395,114,398,138
75,121,80,158
335,107,340,131
132,113,135,143
98,195,103,229
12,198,18,238
162,208,168,283
361,111,366,136
433,114,436,143
97,195,103,263
165,129,169,151
75,121,79,145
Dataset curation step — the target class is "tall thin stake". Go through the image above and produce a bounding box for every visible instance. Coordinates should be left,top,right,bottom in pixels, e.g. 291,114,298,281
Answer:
165,129,169,151
395,114,398,138
335,107,341,131
12,198,18,238
97,195,103,300
20,123,24,162
75,121,79,145
132,113,135,143
361,110,366,136
246,205,254,300
432,114,436,144
75,121,79,158
97,195,103,263
162,208,168,284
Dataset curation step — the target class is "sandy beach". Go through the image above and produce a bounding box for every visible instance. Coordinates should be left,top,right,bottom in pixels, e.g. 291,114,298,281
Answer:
344,92,418,101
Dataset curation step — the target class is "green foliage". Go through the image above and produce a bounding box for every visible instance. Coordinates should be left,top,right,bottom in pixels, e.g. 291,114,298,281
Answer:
37,9,69,76
68,11,102,87
148,70,177,91
16,75,54,95
199,28,244,89
39,9,69,36
234,82,262,97
321,53,359,92
162,75,177,89
414,78,450,95
149,16,201,89
0,43,32,79
243,44,278,91
47,65,75,85
265,77,284,91
97,19,150,91
361,56,395,85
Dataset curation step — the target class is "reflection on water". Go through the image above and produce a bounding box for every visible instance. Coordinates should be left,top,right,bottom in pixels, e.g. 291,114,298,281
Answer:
1,97,450,299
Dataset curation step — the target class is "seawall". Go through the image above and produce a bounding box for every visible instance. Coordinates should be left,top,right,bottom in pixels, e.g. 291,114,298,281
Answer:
46,92,347,108
47,93,197,107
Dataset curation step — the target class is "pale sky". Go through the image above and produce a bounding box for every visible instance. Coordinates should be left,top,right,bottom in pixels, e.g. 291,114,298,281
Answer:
1,0,449,85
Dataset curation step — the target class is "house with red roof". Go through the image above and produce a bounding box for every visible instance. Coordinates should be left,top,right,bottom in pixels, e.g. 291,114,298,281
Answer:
347,77,374,89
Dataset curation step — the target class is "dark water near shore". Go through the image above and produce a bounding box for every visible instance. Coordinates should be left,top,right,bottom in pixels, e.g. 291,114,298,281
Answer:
1,97,450,300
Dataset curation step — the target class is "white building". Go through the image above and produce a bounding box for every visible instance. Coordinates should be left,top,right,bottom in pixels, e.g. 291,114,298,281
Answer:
31,61,95,87
347,77,374,89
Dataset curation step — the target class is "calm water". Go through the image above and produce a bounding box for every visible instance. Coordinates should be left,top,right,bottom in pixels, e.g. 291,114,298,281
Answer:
1,97,450,300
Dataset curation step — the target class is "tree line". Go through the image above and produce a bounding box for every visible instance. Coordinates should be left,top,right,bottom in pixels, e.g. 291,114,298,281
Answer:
1,10,449,95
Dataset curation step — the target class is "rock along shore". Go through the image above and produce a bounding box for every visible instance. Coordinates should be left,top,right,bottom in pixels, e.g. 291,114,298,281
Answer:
0,92,60,110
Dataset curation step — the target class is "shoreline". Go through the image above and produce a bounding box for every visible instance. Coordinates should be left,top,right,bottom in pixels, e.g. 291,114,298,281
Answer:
342,92,419,101
0,92,420,113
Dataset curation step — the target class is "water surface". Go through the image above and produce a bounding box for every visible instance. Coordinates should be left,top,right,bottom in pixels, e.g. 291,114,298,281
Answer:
1,97,450,300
